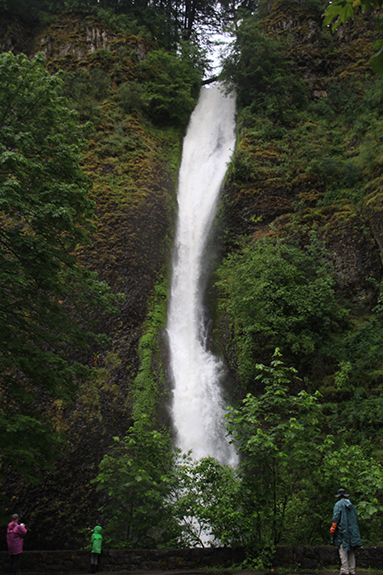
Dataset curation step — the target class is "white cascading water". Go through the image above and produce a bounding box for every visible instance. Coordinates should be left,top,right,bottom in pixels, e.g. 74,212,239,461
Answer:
167,83,238,466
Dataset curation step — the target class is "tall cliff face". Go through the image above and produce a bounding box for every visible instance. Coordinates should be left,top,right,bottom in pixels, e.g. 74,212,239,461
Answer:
0,13,181,549
218,1,383,404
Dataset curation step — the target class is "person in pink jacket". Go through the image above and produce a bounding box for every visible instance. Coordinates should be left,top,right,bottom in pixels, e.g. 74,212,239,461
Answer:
6,514,27,575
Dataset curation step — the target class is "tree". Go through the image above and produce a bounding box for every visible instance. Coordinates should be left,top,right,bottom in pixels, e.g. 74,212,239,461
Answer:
171,454,246,547
92,416,181,548
221,17,305,119
0,52,116,479
94,440,245,549
225,349,324,546
139,46,202,127
321,441,383,543
224,351,383,547
215,236,346,385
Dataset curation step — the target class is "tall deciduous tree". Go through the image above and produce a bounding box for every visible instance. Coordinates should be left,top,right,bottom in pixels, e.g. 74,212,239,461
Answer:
0,52,116,479
138,46,202,126
226,350,324,546
92,416,181,548
171,454,244,547
224,351,383,548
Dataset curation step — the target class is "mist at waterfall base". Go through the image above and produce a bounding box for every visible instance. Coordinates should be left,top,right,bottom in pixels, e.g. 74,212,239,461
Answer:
167,83,238,469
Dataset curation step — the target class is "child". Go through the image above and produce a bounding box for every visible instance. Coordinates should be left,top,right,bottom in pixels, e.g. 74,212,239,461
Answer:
89,525,102,573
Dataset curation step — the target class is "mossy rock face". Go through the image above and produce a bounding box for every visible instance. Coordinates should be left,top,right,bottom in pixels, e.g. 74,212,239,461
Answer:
37,14,148,79
0,13,180,550
221,1,382,302
261,0,377,86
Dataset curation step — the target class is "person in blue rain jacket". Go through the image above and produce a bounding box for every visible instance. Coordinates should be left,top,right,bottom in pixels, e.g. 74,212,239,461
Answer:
330,488,362,575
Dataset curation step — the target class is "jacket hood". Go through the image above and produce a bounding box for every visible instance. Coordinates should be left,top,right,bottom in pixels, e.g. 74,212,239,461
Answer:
344,498,352,508
93,525,102,534
7,522,18,530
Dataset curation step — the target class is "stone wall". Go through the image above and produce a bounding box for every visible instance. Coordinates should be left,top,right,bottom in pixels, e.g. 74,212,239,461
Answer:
1,546,383,573
272,545,382,570
0,547,243,574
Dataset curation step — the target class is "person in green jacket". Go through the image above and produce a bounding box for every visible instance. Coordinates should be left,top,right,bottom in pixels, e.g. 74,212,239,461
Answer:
330,488,362,575
89,525,103,573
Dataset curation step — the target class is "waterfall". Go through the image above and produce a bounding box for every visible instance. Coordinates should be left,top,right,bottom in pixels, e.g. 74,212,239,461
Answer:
167,83,237,466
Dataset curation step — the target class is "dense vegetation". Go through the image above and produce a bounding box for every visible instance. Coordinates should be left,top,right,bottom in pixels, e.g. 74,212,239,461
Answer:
0,52,118,478
2,0,383,561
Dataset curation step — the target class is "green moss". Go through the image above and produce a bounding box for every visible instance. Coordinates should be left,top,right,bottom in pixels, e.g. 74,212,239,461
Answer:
132,275,169,421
